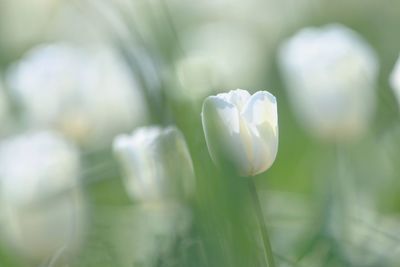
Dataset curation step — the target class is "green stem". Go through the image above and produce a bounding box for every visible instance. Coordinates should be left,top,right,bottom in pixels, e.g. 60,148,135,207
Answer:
248,177,276,267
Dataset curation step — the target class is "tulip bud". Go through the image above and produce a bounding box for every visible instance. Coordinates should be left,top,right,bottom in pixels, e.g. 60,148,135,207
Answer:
279,24,379,141
0,131,85,261
113,126,195,203
390,55,400,104
201,89,278,176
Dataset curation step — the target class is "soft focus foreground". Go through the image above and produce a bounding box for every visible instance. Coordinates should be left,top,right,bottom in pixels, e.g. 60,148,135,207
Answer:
0,0,400,267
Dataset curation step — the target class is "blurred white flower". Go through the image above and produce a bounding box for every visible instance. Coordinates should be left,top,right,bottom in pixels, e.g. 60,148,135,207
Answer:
0,131,85,261
113,126,195,202
279,24,379,141
174,23,265,101
7,43,148,146
174,55,222,101
390,55,400,105
0,132,80,205
201,89,278,176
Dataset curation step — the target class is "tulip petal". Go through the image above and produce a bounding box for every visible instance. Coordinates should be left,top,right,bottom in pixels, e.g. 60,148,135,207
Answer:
201,96,251,175
241,91,278,175
202,96,240,135
158,127,195,199
241,91,278,133
113,129,162,201
113,126,195,202
218,89,251,111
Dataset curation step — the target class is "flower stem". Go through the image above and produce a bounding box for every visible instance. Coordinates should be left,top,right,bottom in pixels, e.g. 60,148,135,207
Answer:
248,177,276,267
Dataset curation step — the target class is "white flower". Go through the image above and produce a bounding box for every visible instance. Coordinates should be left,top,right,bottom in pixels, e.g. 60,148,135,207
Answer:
0,131,80,205
390,55,400,105
7,43,148,146
201,89,278,176
279,24,379,140
0,131,85,260
113,126,195,202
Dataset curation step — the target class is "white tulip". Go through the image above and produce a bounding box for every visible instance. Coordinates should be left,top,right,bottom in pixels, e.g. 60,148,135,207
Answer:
0,131,80,205
279,24,379,140
7,43,148,146
113,126,195,202
0,131,85,261
201,89,278,176
390,55,400,105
